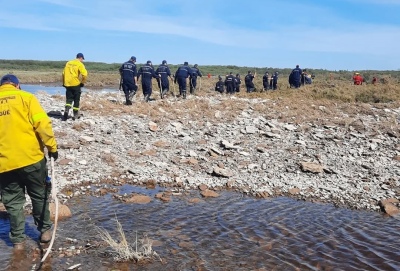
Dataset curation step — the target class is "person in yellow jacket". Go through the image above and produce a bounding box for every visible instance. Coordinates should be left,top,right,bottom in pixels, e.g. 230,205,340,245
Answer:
0,74,58,250
62,52,88,121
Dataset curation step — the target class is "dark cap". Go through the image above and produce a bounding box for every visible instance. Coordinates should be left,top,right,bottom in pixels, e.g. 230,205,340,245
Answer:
76,53,85,60
1,74,19,85
194,64,198,68
162,60,167,64
131,56,136,61
184,61,188,65
147,60,152,65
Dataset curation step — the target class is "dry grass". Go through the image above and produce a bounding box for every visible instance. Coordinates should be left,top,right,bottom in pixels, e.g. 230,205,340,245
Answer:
96,216,161,262
71,75,400,134
9,70,398,132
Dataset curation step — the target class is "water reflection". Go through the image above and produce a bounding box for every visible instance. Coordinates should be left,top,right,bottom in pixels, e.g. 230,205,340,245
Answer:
1,185,399,270
21,84,117,95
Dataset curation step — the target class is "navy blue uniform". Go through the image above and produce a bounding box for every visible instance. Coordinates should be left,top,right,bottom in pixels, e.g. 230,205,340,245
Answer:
215,78,225,93
290,66,302,88
263,73,269,91
225,73,236,94
245,73,255,93
174,63,193,97
190,65,203,94
137,63,159,101
155,64,171,94
235,75,241,92
119,59,137,104
271,72,278,90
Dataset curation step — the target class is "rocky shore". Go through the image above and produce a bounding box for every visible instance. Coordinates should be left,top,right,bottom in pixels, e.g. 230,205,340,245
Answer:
33,89,400,216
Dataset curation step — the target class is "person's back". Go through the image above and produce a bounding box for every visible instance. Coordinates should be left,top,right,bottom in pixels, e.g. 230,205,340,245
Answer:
245,71,255,92
290,65,302,88
119,57,137,83
190,64,202,94
175,62,192,98
63,58,87,87
138,61,158,102
225,72,236,94
263,72,269,90
272,72,279,90
215,76,225,93
156,60,172,98
235,74,241,92
62,53,87,120
119,56,137,105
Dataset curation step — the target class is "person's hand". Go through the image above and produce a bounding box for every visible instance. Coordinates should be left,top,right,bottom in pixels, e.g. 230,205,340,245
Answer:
49,151,59,161
80,83,85,87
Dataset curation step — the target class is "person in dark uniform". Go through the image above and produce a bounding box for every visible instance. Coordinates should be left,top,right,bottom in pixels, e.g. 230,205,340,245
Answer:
189,64,203,95
235,74,241,92
225,72,236,94
155,60,172,99
174,61,193,99
215,76,225,93
290,65,302,88
262,72,270,91
137,61,160,102
244,71,255,93
119,56,138,105
271,71,279,90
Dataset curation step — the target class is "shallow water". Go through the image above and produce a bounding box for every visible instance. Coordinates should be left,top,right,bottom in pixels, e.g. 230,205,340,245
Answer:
1,185,399,271
22,84,116,95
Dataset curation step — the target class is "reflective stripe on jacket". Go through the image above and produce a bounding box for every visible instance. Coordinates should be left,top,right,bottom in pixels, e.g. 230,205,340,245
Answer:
62,59,88,87
0,84,57,173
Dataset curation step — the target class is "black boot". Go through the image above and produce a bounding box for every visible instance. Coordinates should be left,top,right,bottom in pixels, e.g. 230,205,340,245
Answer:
72,110,80,120
182,91,187,99
63,106,70,121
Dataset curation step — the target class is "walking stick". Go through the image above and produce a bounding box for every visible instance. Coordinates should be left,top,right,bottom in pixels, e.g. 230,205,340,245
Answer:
41,157,59,263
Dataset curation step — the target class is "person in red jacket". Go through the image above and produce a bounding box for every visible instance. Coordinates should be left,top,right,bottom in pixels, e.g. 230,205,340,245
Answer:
353,72,363,85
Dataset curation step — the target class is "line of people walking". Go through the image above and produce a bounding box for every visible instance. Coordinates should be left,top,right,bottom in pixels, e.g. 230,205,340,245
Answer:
119,57,203,105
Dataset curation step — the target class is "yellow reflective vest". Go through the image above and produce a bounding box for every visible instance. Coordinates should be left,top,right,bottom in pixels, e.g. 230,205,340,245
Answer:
62,58,88,87
0,84,57,173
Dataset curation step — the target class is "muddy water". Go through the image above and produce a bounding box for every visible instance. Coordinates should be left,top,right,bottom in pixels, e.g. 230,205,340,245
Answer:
1,185,400,271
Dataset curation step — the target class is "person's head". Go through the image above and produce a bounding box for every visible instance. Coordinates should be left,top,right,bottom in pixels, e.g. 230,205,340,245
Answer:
248,70,252,74
147,60,152,66
236,73,240,77
76,53,85,61
162,60,167,65
184,61,188,66
265,71,268,75
131,56,136,62
296,64,299,68
1,74,20,88
218,75,222,80
194,64,198,68
229,72,232,75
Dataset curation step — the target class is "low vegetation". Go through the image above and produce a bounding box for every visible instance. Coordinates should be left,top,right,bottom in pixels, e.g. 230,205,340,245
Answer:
96,216,160,262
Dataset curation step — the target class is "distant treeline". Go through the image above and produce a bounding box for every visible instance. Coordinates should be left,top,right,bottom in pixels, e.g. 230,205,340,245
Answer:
0,59,398,81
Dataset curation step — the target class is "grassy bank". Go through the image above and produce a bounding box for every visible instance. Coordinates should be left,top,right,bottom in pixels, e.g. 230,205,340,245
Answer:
1,59,400,106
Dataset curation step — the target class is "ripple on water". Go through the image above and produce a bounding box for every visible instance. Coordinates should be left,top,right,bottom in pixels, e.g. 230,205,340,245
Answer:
0,185,399,271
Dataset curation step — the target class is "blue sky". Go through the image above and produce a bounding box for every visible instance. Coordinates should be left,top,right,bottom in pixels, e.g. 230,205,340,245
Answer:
1,0,399,71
